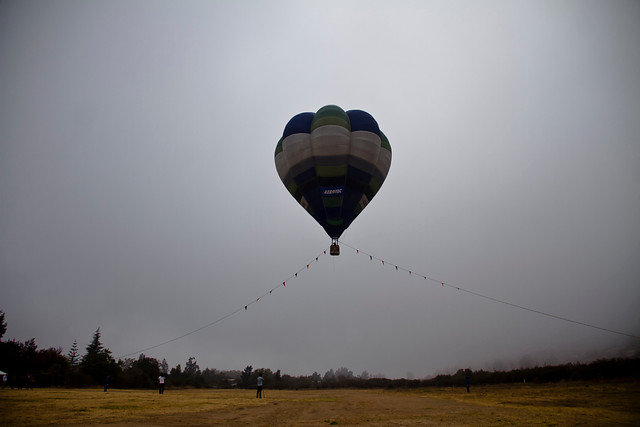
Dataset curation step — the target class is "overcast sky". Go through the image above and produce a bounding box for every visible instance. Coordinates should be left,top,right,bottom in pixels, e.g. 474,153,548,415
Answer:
1,0,639,379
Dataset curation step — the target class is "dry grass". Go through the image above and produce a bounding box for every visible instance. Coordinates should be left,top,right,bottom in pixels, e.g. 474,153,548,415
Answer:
1,381,639,426
0,388,261,425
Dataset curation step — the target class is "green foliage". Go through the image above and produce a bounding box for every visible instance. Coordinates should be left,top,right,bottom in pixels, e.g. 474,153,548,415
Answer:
0,337,71,387
0,314,637,390
240,365,253,388
85,328,104,355
0,310,6,340
166,358,214,388
79,328,120,386
184,357,200,377
118,354,160,388
67,341,80,367
169,364,184,387
424,358,640,387
32,347,69,387
160,358,169,375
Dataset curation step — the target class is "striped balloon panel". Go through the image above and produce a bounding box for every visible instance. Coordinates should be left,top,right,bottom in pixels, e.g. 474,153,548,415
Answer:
275,105,392,239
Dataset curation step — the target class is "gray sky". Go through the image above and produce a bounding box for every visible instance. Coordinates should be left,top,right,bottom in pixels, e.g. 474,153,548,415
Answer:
1,0,639,379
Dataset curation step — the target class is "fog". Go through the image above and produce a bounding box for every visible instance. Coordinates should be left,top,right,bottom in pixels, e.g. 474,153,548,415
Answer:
1,0,639,378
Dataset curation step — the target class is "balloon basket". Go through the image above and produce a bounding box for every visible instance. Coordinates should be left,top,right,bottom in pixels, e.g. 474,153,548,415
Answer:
330,239,340,256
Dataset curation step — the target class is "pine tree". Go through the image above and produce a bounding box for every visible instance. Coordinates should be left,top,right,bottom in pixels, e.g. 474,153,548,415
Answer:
67,340,80,367
79,327,118,385
85,328,104,355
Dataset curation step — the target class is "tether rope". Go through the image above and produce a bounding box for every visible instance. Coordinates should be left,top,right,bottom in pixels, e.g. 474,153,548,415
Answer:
340,241,639,340
118,247,330,358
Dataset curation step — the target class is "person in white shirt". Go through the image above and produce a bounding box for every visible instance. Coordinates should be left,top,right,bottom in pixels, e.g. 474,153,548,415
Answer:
158,375,165,394
256,373,263,398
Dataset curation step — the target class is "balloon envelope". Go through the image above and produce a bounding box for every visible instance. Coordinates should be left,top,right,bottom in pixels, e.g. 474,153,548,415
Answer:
275,105,392,239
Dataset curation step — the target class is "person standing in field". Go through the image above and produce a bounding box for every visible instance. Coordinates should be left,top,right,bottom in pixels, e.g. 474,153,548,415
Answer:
256,373,263,399
104,375,110,392
158,374,165,394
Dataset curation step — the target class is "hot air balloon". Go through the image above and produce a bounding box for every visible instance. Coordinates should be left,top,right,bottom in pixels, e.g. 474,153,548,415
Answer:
274,105,392,255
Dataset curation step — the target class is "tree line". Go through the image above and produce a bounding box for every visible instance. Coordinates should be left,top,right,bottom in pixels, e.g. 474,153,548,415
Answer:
1,310,638,389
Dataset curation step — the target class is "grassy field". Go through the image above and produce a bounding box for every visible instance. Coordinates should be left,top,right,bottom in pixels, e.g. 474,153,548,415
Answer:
1,381,639,426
